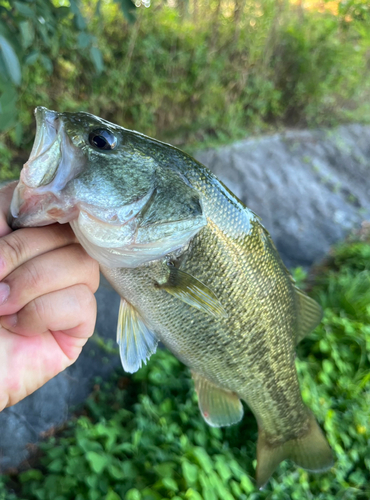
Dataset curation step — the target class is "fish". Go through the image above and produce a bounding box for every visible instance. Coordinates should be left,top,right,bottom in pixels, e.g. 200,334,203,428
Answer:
8,106,334,488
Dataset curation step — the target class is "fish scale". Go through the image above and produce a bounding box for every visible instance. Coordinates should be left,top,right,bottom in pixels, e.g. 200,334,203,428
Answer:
9,106,334,488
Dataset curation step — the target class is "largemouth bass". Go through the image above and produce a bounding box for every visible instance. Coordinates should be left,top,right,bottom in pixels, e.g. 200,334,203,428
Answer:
8,107,333,488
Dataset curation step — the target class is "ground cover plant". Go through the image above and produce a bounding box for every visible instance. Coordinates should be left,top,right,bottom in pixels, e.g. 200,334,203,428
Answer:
1,231,369,499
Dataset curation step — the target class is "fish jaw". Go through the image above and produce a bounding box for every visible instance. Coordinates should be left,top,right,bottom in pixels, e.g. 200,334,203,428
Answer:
8,107,85,229
8,181,79,228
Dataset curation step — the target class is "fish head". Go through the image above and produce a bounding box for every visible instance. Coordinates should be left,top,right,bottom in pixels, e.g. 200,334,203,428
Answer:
9,107,206,268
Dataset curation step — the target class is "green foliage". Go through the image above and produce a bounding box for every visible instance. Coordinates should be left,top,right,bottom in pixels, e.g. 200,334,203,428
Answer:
0,0,136,131
2,236,370,499
1,0,370,175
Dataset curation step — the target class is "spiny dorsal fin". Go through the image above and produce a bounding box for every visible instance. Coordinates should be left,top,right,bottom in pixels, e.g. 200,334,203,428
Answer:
117,298,158,373
192,372,243,427
256,411,334,489
295,286,323,345
160,265,227,319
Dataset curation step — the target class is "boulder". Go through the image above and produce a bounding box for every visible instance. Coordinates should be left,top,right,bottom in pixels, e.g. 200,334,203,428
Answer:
196,124,370,268
1,124,370,471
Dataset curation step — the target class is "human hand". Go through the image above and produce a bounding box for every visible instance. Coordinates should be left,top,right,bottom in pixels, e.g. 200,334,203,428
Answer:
0,182,100,411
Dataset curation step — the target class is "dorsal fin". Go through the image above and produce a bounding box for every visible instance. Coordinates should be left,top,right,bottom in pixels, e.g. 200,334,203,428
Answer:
159,265,227,319
192,372,243,427
294,287,323,344
116,298,158,373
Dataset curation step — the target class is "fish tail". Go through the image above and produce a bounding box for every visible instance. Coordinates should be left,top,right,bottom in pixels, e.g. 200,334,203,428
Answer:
256,411,334,489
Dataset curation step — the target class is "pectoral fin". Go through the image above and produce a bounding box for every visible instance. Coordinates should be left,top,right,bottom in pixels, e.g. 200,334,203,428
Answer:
116,298,158,373
192,372,243,427
160,265,227,319
295,287,323,344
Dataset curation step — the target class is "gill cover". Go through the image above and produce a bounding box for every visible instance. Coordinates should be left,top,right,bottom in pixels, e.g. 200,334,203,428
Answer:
71,167,207,268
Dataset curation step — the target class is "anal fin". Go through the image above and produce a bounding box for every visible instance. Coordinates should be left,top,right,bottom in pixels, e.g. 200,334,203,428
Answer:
192,372,243,427
256,411,334,489
117,298,158,374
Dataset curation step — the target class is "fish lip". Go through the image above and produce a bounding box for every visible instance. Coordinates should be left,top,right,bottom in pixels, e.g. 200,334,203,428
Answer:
26,107,60,166
8,181,79,229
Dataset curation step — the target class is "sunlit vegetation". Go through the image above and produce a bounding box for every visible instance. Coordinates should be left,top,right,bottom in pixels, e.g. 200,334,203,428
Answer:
0,0,370,183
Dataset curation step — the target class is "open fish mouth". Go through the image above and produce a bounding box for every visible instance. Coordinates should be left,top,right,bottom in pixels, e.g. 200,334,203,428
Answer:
28,108,59,163
8,107,83,229
22,107,62,188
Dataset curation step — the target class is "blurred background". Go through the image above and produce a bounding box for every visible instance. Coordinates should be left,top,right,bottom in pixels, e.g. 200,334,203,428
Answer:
0,1,370,499
0,0,370,179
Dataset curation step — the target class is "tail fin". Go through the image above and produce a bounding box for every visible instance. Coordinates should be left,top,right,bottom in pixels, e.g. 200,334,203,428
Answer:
256,412,334,489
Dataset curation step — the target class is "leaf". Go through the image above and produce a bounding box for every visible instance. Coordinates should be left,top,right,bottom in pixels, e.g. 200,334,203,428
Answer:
0,36,21,85
78,32,92,49
19,469,44,483
214,456,232,482
40,54,53,74
192,447,213,473
105,490,121,500
86,451,110,474
90,46,104,73
77,436,103,453
0,83,18,132
14,1,35,17
115,0,137,23
240,474,254,494
153,462,176,478
69,0,86,29
182,461,198,485
162,477,179,492
25,50,39,66
48,458,64,472
125,489,141,500
19,21,34,49
185,489,203,500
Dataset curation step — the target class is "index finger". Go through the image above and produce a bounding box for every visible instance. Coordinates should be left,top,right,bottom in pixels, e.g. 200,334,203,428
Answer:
0,181,18,237
0,224,78,281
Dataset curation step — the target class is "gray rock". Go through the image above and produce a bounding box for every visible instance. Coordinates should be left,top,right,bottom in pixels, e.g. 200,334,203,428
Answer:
195,124,370,268
1,124,370,471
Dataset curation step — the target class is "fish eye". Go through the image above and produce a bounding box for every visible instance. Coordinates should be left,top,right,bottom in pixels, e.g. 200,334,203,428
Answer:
88,129,117,151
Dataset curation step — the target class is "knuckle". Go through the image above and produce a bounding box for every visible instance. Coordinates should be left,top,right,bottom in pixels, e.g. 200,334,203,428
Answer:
27,296,46,326
0,233,27,268
23,261,43,291
74,245,100,292
88,258,100,292
74,284,96,310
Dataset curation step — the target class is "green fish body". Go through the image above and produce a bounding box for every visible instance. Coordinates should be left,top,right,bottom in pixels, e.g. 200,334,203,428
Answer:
9,107,333,487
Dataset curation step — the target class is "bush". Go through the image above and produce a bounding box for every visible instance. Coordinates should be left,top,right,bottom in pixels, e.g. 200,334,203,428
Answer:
1,0,370,183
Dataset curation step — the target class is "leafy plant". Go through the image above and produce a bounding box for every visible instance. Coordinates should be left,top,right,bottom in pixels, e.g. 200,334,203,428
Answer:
0,0,136,132
1,0,370,177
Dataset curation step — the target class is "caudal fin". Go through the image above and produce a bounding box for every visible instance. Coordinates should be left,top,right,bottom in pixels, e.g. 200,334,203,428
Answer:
256,412,334,489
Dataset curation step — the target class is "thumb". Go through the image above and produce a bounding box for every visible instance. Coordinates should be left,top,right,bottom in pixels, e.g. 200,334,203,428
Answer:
0,181,18,237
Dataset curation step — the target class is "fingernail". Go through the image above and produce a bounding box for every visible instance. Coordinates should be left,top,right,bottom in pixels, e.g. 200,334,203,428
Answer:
1,313,17,328
0,283,10,305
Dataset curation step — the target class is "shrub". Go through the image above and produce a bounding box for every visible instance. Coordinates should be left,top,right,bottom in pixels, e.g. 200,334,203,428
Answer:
1,0,370,183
